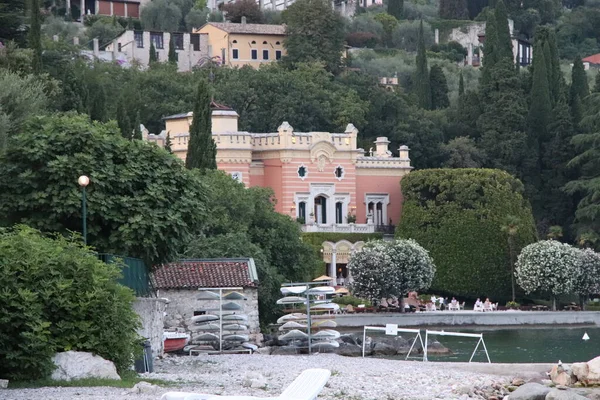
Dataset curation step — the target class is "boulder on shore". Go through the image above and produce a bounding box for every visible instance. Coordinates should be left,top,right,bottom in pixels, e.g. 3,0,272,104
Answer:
587,356,600,384
508,382,551,400
51,351,120,381
545,388,589,400
336,342,363,357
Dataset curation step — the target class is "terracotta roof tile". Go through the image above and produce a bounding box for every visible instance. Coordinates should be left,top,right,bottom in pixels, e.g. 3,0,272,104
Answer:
206,22,285,35
152,259,258,289
583,53,600,65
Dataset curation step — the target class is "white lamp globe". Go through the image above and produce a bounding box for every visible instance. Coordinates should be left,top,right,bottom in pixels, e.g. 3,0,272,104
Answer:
78,175,90,187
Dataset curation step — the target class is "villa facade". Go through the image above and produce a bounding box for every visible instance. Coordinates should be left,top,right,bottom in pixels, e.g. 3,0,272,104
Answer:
145,105,412,284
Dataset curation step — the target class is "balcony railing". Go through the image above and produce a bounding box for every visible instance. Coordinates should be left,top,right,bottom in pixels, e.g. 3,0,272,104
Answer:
301,223,375,233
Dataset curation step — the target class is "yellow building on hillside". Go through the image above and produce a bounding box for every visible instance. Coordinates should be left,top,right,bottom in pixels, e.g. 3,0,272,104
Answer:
194,19,286,68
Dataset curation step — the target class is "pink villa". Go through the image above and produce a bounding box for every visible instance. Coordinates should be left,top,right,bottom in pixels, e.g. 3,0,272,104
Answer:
146,104,412,284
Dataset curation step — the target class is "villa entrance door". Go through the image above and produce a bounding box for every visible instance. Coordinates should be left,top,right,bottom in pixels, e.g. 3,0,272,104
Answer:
314,196,327,224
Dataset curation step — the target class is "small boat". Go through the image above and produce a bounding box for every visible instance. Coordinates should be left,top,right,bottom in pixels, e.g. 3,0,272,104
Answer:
223,334,249,342
279,321,307,331
191,314,219,323
197,291,221,300
276,313,307,324
222,302,243,311
222,314,248,322
306,286,336,295
312,329,341,340
279,329,309,341
192,333,220,342
311,303,340,312
276,296,307,305
242,342,258,351
280,286,308,295
190,323,220,332
223,291,246,300
223,324,248,331
311,341,340,350
312,320,337,328
163,331,190,352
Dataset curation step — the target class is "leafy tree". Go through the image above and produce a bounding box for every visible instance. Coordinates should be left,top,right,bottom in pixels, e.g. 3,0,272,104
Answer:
165,131,173,153
573,248,600,309
373,13,398,47
149,41,158,64
429,64,449,110
140,0,183,32
494,0,513,62
186,79,216,170
0,226,140,380
0,113,208,265
349,239,435,311
387,0,403,20
28,0,42,73
439,0,468,20
133,111,142,140
515,240,580,310
397,169,537,300
116,95,133,139
594,72,600,94
480,7,497,87
458,71,465,97
222,0,264,23
564,94,600,247
168,35,177,64
442,136,485,168
85,19,124,49
0,70,48,149
414,20,431,109
0,0,26,44
282,0,346,73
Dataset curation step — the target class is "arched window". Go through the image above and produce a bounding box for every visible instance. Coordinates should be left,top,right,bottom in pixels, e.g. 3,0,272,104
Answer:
251,40,256,44
232,40,237,43
335,202,343,224
299,202,306,221
263,41,268,44
275,41,281,45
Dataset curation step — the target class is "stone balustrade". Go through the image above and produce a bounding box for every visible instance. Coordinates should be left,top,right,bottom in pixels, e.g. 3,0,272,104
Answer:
301,223,375,233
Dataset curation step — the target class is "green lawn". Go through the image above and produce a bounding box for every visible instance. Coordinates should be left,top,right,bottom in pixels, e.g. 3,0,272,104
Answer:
8,371,173,389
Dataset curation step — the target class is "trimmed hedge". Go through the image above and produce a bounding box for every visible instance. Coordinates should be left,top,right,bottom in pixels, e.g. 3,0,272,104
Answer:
396,169,537,300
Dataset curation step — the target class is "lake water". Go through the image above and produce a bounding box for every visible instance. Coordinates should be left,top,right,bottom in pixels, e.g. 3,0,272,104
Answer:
365,326,600,363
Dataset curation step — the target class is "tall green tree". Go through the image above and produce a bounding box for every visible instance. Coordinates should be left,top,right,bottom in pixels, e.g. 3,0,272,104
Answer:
0,0,27,44
116,95,133,139
564,93,600,248
594,72,600,93
133,111,142,140
527,40,551,146
480,9,497,89
28,0,42,73
165,132,173,153
149,41,158,64
458,71,465,97
414,20,431,109
439,0,468,19
387,0,404,20
168,36,177,64
570,56,589,103
282,0,346,73
429,64,449,110
186,80,216,171
494,0,513,63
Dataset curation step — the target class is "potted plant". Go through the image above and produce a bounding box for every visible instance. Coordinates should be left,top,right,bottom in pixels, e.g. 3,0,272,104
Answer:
347,213,357,224
296,216,305,224
506,301,520,310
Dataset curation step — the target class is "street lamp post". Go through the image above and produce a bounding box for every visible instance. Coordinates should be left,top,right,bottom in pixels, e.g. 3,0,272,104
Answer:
78,175,90,245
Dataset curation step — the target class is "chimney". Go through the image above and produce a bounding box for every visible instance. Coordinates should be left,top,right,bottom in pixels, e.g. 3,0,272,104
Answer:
374,137,390,157
434,28,439,44
73,36,79,46
211,107,239,133
53,35,59,42
93,38,99,58
398,145,410,160
241,16,247,25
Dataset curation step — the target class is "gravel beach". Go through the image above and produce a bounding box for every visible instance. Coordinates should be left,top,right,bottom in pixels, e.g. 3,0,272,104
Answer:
0,354,513,400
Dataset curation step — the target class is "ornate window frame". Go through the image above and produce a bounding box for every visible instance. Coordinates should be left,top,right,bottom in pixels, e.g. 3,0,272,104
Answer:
334,165,345,181
297,164,308,180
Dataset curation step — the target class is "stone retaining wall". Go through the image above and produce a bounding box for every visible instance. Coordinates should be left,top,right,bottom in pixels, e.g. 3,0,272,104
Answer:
133,297,168,358
335,311,600,328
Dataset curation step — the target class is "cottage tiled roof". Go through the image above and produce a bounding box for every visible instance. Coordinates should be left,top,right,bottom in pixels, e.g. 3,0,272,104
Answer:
152,258,259,289
206,22,285,36
583,53,600,65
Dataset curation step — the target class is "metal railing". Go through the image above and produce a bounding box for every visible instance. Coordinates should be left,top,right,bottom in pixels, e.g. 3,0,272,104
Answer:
97,253,154,297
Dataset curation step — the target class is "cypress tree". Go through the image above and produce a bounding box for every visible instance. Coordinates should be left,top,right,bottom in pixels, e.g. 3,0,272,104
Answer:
528,49,551,139
430,65,450,110
570,56,589,101
480,10,497,89
168,36,177,64
494,0,512,63
458,71,465,97
133,111,142,140
414,20,431,110
547,29,563,105
89,85,108,122
28,0,42,74
165,132,173,154
116,96,133,139
593,72,600,93
149,42,158,64
388,0,404,20
186,80,217,171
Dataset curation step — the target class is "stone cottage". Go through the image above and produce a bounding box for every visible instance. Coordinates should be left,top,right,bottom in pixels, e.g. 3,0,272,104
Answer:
151,258,260,341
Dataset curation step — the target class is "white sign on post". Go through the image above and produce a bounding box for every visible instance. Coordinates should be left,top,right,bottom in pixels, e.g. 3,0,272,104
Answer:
385,323,398,335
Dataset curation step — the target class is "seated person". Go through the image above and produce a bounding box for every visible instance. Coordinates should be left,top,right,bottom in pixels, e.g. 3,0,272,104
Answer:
451,297,458,306
474,298,483,311
483,298,492,311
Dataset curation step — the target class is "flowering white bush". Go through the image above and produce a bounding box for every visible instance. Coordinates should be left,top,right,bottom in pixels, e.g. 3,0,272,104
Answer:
573,248,600,297
515,240,581,309
348,239,436,303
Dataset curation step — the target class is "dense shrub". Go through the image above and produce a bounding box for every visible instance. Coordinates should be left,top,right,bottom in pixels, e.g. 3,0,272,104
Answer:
332,295,372,307
0,226,140,380
346,31,380,48
396,169,537,300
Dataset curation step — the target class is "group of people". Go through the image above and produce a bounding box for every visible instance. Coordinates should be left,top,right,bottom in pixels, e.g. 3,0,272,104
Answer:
376,293,496,312
474,297,496,311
